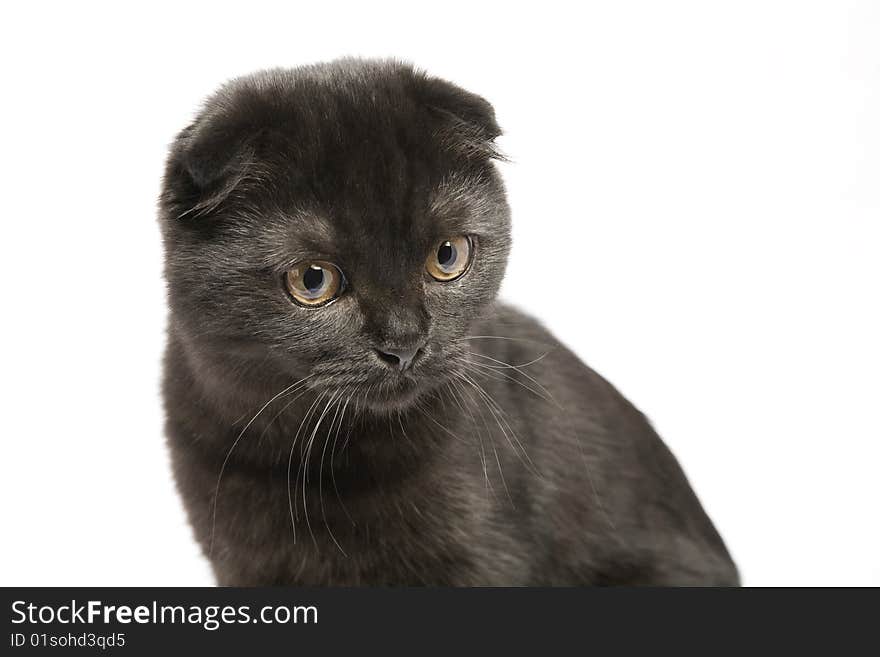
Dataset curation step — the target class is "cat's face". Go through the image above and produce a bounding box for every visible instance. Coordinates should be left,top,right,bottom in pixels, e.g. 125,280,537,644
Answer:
161,61,510,412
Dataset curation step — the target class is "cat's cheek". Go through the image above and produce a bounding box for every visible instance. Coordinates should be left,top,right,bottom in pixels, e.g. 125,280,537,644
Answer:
274,292,349,338
470,242,508,298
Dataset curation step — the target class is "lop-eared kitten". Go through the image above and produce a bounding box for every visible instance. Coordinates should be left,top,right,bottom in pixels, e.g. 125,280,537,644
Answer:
160,59,738,586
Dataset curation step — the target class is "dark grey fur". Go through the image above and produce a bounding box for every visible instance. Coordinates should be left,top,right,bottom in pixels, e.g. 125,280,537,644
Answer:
159,59,739,586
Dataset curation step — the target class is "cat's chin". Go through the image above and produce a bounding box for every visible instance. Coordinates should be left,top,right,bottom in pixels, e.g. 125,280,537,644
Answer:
363,383,427,414
354,375,439,414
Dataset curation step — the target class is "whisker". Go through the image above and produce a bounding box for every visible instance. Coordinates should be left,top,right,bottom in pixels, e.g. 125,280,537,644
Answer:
465,352,560,407
466,350,549,369
415,392,468,444
454,335,552,348
340,383,373,454
455,371,541,477
398,410,414,446
209,374,313,558
300,391,341,550
448,378,496,502
451,376,508,504
460,359,552,404
464,359,618,540
318,390,349,555
287,392,325,544
329,392,356,527
255,385,314,446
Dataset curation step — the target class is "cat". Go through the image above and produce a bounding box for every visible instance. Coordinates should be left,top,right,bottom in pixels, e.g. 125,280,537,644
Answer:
159,58,739,586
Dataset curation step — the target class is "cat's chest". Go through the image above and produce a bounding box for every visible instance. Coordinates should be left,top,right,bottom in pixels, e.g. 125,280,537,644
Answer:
275,475,485,585
214,445,488,585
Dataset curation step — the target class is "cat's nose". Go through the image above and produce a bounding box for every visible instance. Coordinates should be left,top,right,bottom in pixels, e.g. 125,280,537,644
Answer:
374,345,423,371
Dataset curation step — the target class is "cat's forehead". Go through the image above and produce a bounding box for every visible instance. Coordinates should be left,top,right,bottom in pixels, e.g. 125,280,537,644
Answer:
238,90,482,223
269,172,494,248
168,61,506,256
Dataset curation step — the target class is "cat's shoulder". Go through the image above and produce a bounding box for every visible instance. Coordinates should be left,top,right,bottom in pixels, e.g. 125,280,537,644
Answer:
474,301,642,418
475,301,555,342
471,302,602,386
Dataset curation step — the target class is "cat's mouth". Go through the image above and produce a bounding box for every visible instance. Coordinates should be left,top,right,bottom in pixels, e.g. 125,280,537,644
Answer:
361,374,430,412
307,347,462,413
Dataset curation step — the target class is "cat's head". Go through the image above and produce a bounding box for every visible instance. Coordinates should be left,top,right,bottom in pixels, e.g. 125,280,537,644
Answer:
160,59,510,412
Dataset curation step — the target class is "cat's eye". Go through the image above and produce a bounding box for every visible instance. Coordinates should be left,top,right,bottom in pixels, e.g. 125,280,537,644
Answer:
426,236,473,281
285,261,344,307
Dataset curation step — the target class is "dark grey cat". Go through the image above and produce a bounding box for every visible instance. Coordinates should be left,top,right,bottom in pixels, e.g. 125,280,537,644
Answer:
159,59,739,586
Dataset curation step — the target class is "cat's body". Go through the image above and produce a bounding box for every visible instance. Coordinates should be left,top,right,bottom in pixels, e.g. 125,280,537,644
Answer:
160,59,738,586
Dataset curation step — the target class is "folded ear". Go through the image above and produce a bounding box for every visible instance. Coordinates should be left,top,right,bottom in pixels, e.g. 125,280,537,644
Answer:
164,118,258,220
417,75,504,160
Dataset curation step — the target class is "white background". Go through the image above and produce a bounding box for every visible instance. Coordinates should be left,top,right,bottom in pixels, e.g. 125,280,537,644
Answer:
1,1,877,586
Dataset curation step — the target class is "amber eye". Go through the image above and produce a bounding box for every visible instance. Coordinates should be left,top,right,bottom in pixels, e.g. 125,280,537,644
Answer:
426,236,473,281
285,261,344,307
